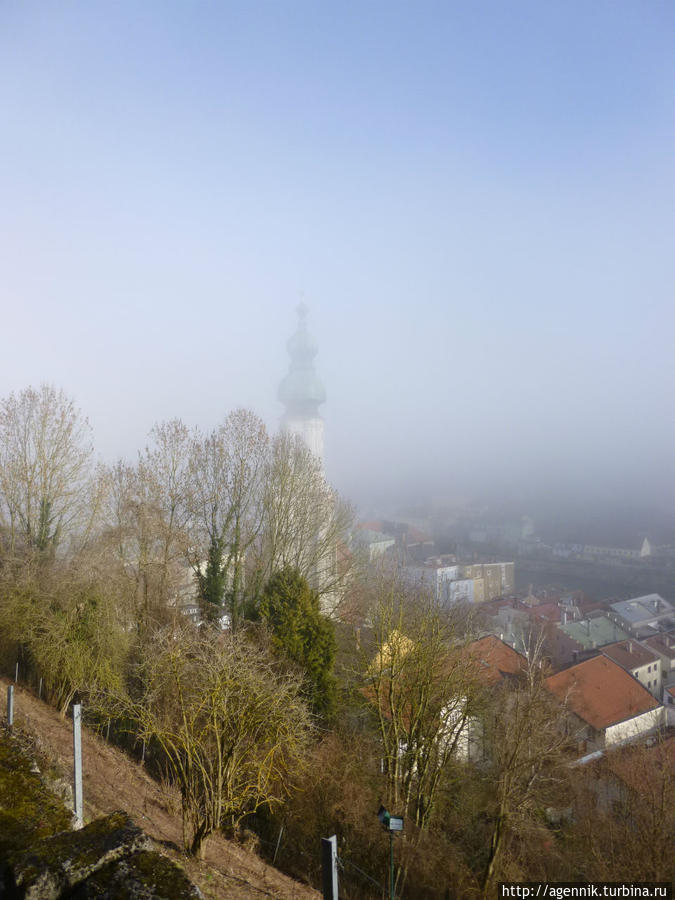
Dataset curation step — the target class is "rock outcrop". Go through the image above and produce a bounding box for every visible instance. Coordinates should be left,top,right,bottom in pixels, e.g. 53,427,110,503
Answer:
2,811,202,899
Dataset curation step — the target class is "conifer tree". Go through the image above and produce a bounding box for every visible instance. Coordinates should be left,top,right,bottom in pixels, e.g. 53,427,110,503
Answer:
259,567,337,719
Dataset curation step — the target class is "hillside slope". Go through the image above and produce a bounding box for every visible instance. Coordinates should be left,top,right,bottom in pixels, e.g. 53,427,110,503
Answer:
0,676,319,899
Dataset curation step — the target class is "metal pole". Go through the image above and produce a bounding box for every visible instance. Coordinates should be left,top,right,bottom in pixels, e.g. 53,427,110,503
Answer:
321,835,339,900
72,703,83,828
7,685,14,728
38,677,43,700
15,661,19,683
273,824,284,863
390,831,394,900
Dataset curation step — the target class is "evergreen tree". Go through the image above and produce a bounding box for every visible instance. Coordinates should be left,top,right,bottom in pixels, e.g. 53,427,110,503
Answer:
259,568,336,719
197,534,227,622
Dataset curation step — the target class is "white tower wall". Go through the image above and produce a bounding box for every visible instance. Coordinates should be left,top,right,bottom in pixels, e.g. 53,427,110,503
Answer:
284,415,324,464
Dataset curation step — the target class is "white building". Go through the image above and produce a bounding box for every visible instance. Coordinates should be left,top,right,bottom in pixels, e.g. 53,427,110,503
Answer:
601,640,663,699
608,594,675,638
406,562,460,605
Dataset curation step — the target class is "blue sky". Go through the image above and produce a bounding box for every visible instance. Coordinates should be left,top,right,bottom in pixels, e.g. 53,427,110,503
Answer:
1,1,674,512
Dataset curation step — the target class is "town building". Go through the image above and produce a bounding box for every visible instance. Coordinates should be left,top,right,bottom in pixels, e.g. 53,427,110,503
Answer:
461,562,515,599
607,594,675,638
548,614,631,669
600,640,663,699
546,655,664,756
354,527,396,561
457,636,528,761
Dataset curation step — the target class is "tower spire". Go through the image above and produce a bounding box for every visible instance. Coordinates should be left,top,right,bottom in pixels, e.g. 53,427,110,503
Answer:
278,306,325,463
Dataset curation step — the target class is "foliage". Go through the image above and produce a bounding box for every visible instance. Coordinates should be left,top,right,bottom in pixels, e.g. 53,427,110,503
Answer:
478,637,572,895
565,736,675,883
188,410,268,632
100,421,193,633
362,568,484,831
0,385,94,559
259,568,337,719
251,432,355,609
0,565,129,715
95,625,313,858
195,534,227,620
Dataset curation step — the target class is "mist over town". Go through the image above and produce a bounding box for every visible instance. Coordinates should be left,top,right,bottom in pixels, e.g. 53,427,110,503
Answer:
1,2,674,898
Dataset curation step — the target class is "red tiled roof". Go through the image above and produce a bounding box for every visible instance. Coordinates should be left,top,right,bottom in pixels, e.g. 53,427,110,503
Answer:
546,655,659,730
601,640,659,672
530,603,561,623
643,632,675,662
406,526,433,544
465,635,527,686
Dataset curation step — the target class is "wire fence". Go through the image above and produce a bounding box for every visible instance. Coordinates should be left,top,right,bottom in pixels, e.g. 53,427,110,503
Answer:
4,660,392,898
254,826,388,898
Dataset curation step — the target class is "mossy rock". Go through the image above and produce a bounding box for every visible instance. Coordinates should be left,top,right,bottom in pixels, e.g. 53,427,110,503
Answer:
68,850,203,898
7,811,151,898
0,727,72,858
4,811,201,899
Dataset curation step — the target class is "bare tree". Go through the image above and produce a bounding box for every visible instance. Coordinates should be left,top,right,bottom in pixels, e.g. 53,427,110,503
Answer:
566,736,675,883
480,637,571,896
363,568,483,831
142,419,194,606
0,385,94,559
188,410,268,629
100,421,194,631
254,432,354,610
97,625,313,858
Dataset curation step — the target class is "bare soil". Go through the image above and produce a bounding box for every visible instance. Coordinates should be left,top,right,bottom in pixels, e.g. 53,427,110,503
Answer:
1,676,319,899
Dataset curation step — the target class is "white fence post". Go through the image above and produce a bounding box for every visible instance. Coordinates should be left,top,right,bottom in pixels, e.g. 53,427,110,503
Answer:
72,703,83,828
321,835,339,900
7,685,14,728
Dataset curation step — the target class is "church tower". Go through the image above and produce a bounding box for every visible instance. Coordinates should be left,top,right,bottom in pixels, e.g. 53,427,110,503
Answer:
278,304,326,464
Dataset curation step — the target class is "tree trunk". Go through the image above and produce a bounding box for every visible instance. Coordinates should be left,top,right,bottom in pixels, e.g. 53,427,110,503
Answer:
190,824,210,859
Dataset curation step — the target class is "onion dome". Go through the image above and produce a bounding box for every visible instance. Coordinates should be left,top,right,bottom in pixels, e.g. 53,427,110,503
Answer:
278,304,326,416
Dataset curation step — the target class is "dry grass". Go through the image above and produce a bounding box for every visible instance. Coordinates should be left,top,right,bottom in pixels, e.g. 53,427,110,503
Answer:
1,676,319,899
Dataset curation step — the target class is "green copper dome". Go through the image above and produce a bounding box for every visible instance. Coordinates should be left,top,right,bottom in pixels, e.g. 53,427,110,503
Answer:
278,305,326,415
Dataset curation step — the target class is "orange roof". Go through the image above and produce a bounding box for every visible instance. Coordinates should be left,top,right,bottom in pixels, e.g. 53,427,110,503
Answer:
546,655,659,730
406,526,433,544
465,635,527,686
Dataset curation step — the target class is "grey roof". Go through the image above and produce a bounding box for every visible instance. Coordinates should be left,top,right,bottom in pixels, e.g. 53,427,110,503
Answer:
609,594,674,625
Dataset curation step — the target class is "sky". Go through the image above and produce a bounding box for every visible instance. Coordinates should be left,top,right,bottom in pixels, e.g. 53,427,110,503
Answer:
1,1,674,519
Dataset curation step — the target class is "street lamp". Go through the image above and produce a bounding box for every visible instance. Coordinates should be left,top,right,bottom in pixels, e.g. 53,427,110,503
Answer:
377,805,403,900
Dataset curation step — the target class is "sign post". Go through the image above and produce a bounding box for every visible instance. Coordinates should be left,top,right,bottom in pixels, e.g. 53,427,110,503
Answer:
377,805,403,900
